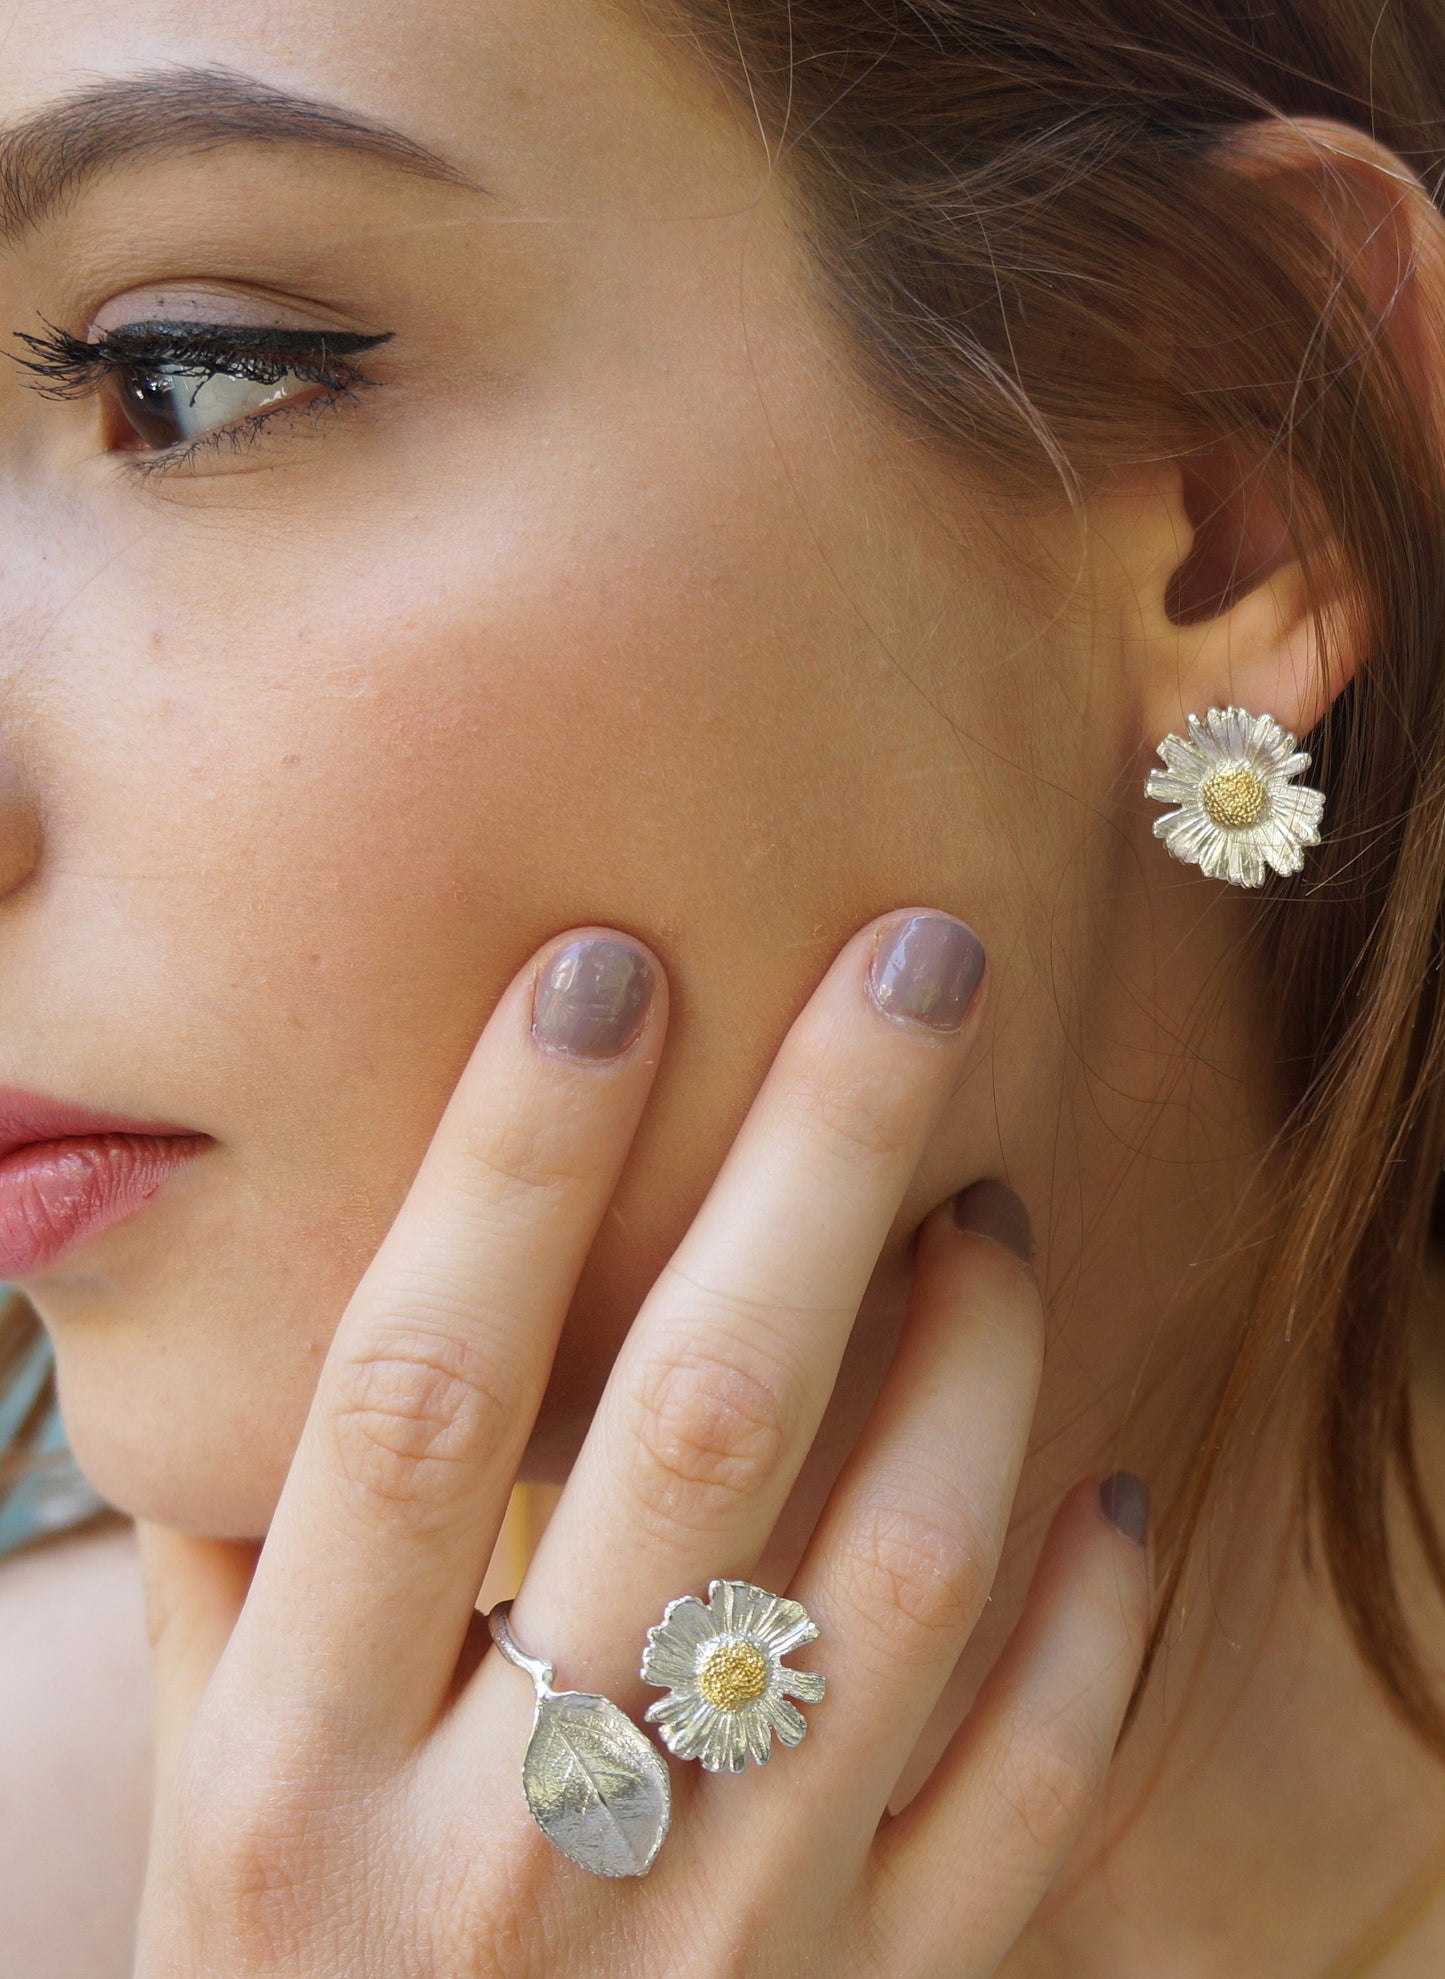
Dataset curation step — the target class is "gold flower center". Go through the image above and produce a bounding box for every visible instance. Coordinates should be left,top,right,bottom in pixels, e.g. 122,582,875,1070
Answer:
696,1638,769,1710
1199,764,1267,829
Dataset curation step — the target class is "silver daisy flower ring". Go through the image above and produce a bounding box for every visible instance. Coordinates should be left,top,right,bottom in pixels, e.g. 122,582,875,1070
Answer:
640,1578,827,1773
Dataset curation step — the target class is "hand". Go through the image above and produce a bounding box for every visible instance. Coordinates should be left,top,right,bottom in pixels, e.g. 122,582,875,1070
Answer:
133,910,1150,1978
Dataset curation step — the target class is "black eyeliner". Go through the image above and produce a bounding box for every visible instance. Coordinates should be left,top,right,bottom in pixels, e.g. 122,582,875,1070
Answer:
9,317,395,400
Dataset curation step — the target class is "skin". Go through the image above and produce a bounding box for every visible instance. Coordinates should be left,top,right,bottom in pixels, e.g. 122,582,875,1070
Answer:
1,0,1444,1969
0,1523,152,1979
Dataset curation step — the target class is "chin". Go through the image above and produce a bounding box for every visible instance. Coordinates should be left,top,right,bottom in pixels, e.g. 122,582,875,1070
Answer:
49,1306,604,1540
61,1377,595,1539
37,1198,657,1537
66,1415,290,1540
52,1344,300,1540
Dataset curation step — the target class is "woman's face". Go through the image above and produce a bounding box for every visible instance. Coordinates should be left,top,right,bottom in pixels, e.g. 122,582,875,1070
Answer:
1,0,1144,1533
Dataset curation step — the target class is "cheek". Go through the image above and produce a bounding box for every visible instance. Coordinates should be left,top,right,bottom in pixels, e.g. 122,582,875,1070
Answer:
72,395,904,1061
28,346,1026,1532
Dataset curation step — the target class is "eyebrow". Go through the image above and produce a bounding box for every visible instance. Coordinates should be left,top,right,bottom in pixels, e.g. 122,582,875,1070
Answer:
0,64,481,248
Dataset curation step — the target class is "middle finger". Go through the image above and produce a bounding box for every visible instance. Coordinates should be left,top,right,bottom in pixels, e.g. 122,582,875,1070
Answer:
501,908,986,1699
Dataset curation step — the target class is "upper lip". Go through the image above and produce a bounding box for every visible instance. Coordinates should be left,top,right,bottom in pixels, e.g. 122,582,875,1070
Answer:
0,1086,205,1164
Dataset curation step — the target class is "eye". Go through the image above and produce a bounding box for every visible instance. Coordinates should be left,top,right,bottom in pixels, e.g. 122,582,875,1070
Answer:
112,356,323,450
9,317,393,467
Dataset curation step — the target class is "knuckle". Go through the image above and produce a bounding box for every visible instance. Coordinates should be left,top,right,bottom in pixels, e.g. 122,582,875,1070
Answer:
455,1112,593,1207
779,1061,918,1170
989,1709,1102,1849
169,1746,389,1966
620,1337,797,1537
175,1751,328,1914
326,1325,514,1519
833,1487,995,1665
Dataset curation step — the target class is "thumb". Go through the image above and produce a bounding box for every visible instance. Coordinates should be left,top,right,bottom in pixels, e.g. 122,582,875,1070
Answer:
134,1519,258,1789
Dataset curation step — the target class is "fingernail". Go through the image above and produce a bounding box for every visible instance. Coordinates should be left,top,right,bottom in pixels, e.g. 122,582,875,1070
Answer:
866,912,985,1033
531,937,654,1059
952,1180,1033,1260
1099,1472,1150,1547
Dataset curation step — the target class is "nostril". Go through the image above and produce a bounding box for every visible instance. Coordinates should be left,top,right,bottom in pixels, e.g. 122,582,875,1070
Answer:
0,765,42,905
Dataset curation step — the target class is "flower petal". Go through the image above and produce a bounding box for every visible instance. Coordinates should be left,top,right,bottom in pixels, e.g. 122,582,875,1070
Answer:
1256,819,1304,875
1145,771,1202,805
654,1695,714,1761
757,1609,819,1657
780,1667,826,1704
765,1696,809,1747
731,1583,775,1640
744,1592,784,1641
1196,827,1232,882
751,1591,810,1649
646,1593,714,1653
699,1706,747,1773
1159,809,1216,863
769,1619,821,1659
1159,733,1211,778
1245,710,1272,762
1271,783,1325,835
1247,710,1297,769
645,1687,702,1727
1187,712,1222,760
743,1702,774,1765
708,1579,747,1633
641,1635,704,1687
1224,833,1266,888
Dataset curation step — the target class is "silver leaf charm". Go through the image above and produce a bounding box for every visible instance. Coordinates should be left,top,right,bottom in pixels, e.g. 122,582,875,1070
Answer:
489,1603,671,1879
523,1688,671,1878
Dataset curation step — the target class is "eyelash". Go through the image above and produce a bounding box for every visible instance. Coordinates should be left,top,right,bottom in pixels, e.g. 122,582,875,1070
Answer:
10,317,393,476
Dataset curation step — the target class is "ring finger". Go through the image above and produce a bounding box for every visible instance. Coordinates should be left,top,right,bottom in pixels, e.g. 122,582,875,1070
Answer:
772,1182,1043,1833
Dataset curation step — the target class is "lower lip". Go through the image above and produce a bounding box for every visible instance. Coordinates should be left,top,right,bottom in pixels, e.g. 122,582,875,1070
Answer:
0,1133,209,1277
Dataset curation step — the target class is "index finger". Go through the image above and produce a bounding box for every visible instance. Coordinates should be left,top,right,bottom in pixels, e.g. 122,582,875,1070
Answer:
216,929,666,1755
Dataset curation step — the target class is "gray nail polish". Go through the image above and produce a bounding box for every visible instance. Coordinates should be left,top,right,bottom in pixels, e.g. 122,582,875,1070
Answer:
1099,1471,1150,1547
532,938,654,1059
952,1180,1033,1260
866,913,985,1032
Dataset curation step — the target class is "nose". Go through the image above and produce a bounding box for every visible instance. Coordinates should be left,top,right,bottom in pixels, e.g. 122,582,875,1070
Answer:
0,757,41,904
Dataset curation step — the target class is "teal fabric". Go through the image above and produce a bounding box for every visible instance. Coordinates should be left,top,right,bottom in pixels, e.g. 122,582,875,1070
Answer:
0,1314,108,1558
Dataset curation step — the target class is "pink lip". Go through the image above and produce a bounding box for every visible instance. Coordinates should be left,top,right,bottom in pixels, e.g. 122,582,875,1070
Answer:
0,1088,209,1277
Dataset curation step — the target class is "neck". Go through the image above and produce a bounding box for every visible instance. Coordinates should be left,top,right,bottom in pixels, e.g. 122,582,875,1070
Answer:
1012,851,1445,1971
775,844,1445,1972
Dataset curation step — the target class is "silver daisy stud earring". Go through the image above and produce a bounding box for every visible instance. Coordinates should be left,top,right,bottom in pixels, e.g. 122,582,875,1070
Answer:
640,1579,826,1772
1144,706,1326,888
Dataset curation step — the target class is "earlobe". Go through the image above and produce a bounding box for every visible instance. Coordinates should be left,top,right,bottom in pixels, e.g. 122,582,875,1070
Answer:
1143,526,1351,754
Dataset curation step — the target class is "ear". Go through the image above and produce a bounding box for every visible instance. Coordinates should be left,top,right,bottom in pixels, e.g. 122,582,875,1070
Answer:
1137,115,1445,749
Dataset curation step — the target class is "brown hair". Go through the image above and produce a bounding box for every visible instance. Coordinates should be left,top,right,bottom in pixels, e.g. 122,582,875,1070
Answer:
636,0,1445,1747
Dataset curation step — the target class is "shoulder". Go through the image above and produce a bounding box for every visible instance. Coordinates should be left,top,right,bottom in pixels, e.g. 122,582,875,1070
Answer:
0,1521,152,1979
